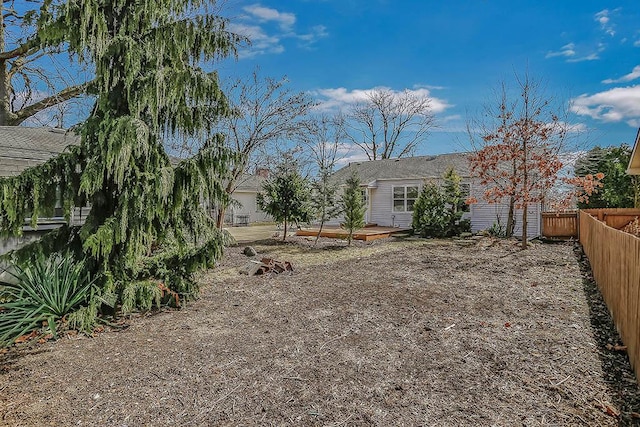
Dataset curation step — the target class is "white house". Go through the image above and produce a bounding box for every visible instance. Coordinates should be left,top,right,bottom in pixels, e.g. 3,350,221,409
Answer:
0,127,81,255
329,153,542,238
226,171,271,225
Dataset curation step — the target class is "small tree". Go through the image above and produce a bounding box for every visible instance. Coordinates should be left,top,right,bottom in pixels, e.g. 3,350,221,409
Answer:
257,157,312,241
468,74,568,248
341,171,366,245
305,115,344,244
411,182,449,237
412,169,471,238
442,167,471,236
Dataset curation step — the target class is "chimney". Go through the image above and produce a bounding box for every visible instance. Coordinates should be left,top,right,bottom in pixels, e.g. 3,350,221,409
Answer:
256,167,269,178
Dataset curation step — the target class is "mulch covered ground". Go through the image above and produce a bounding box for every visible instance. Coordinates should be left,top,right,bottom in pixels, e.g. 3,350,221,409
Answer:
1,236,640,426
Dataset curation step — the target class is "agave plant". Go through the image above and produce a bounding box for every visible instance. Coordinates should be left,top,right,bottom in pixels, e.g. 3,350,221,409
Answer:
0,252,94,346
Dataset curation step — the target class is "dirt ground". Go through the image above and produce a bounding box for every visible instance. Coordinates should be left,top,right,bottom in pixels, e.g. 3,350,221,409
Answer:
2,236,640,426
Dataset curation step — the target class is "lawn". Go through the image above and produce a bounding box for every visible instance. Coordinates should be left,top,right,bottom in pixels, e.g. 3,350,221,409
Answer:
1,236,639,426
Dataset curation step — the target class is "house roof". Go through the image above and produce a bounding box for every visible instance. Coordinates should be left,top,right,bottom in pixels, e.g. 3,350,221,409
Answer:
627,128,640,175
234,173,266,192
0,126,80,177
331,152,471,185
0,126,189,177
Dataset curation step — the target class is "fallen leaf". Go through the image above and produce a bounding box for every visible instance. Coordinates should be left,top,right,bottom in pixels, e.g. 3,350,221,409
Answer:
605,344,627,352
504,322,511,328
631,412,640,419
15,331,38,344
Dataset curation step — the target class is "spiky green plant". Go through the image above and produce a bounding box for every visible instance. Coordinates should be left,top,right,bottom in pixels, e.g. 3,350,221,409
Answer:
0,253,94,346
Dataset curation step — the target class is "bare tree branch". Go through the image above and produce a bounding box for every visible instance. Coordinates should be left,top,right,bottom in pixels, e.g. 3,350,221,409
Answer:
342,88,435,160
10,82,89,125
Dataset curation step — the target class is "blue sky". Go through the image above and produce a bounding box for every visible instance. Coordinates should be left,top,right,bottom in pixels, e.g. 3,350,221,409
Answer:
215,0,640,160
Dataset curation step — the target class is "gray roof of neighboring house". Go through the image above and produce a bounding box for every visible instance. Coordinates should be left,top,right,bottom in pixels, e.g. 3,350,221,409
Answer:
234,173,266,192
0,126,80,177
331,153,471,185
0,126,187,176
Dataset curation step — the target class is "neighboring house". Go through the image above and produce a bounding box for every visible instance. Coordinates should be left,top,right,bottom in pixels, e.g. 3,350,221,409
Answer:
0,126,82,255
226,170,271,225
329,153,542,238
626,128,640,175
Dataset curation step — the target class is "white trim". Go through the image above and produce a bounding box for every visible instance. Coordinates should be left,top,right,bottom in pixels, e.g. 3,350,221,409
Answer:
392,184,419,213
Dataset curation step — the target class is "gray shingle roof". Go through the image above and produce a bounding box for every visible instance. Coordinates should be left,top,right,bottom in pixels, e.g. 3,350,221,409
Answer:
0,127,80,177
331,153,472,185
234,173,266,192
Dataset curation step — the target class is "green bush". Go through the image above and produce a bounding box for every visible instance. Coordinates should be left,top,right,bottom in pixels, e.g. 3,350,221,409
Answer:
412,168,472,238
412,182,450,237
0,253,94,346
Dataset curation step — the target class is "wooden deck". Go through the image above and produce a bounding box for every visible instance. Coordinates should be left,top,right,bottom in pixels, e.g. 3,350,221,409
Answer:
296,226,411,241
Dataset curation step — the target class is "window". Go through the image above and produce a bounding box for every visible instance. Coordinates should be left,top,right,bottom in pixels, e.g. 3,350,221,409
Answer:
393,185,419,212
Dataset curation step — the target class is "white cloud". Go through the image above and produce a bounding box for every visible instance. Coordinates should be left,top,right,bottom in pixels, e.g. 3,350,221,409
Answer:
335,145,371,166
228,23,283,58
233,5,327,58
595,9,616,36
312,87,451,114
566,52,600,63
243,4,296,30
296,25,329,46
570,85,640,126
602,65,640,84
545,43,576,59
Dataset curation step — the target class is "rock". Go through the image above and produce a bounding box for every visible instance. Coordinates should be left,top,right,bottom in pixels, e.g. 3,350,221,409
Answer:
243,246,257,256
239,260,264,275
459,232,473,238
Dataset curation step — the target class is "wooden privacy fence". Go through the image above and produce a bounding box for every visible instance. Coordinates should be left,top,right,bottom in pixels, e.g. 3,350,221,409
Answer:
541,211,579,238
579,210,640,382
583,208,640,230
542,208,640,239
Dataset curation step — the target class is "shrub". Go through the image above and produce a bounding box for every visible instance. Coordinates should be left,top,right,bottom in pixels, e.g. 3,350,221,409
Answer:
412,182,450,237
0,253,94,346
412,168,472,238
341,171,366,245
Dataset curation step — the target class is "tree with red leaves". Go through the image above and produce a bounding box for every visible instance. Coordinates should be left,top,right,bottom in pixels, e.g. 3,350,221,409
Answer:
468,74,595,249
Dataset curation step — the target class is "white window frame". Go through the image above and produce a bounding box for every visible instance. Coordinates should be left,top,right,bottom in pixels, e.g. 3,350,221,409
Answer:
392,185,419,213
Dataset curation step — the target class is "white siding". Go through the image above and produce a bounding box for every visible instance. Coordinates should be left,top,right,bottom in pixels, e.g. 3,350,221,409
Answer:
469,182,541,238
369,179,423,228
231,191,271,223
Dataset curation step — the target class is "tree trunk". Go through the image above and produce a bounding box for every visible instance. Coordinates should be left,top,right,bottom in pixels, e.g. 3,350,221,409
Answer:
315,219,324,245
282,219,288,241
0,10,14,126
521,201,528,249
215,207,226,228
506,196,515,237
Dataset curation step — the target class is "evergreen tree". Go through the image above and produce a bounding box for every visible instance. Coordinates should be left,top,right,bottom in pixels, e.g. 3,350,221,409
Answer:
442,167,470,235
0,1,242,318
311,167,341,243
257,157,312,241
412,169,471,238
341,171,365,245
411,182,449,237
574,144,640,208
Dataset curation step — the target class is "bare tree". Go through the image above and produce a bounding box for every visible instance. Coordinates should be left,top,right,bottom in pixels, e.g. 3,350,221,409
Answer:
302,114,345,243
343,88,435,160
0,1,91,126
211,70,316,227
